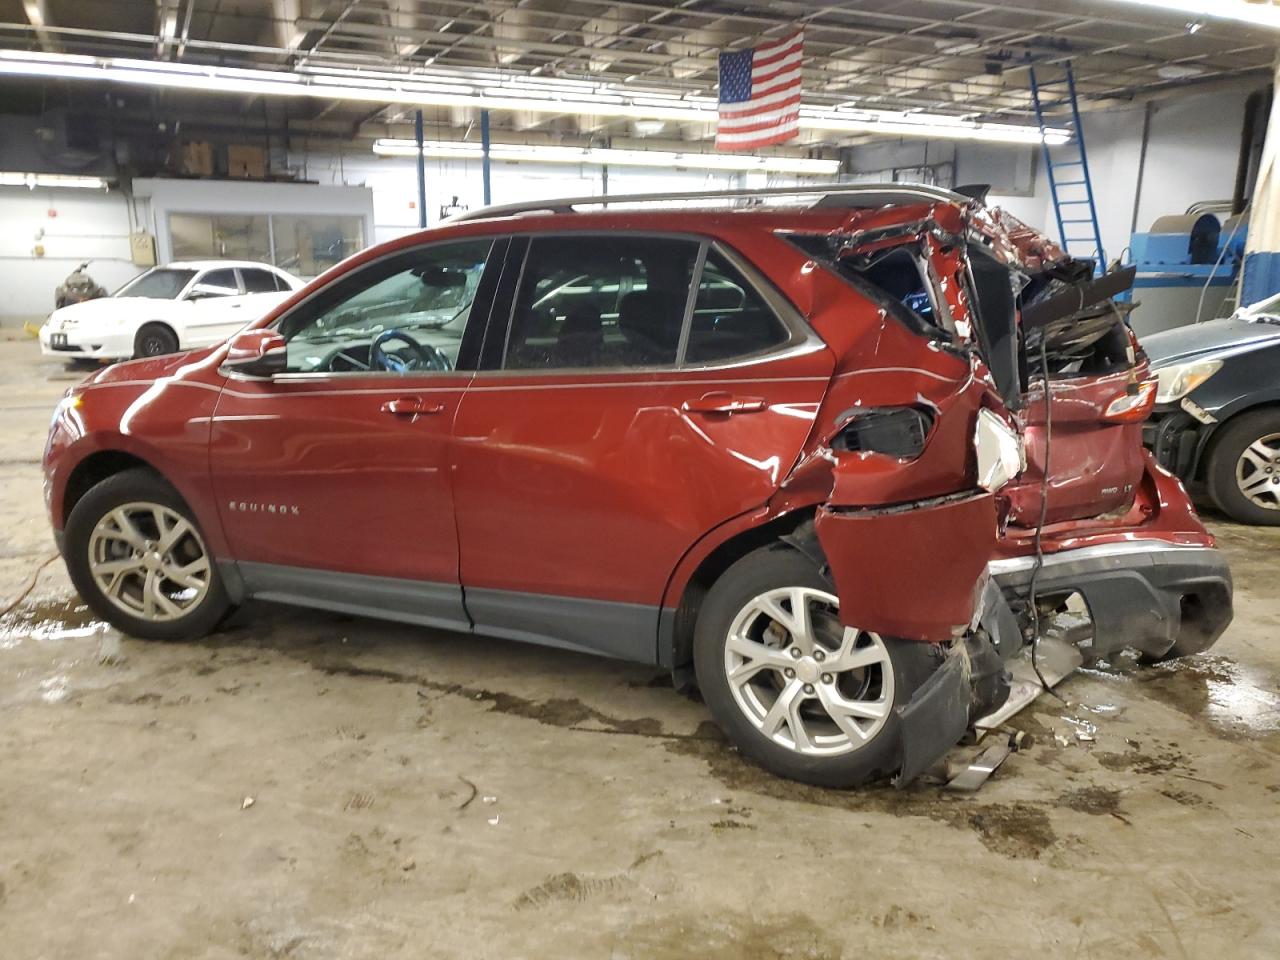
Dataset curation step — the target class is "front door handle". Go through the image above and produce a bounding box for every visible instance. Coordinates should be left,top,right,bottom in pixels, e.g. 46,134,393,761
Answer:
380,396,445,418
682,392,768,415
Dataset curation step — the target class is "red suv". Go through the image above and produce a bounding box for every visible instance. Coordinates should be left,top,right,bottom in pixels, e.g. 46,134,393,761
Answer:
43,184,1232,788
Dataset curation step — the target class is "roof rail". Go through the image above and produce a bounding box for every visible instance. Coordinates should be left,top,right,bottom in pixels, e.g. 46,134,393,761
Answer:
447,181,971,223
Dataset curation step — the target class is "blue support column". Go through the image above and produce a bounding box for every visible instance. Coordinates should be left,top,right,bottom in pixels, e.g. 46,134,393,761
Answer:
480,108,492,206
415,109,426,229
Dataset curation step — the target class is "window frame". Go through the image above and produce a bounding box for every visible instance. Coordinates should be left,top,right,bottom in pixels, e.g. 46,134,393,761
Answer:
191,267,243,298
237,267,283,294
482,230,818,376
780,232,962,347
247,236,504,381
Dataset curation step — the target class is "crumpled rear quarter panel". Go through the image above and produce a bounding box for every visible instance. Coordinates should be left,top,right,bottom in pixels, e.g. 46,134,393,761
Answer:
815,492,996,642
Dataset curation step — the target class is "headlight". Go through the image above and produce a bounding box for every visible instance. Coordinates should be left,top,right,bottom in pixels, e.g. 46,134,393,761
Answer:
50,393,82,426
1154,359,1222,404
975,408,1025,493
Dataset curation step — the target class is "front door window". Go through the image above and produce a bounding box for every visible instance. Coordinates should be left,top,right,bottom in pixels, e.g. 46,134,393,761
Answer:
277,239,493,374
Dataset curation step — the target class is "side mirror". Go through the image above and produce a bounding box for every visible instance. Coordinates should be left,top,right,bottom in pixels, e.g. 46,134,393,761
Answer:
222,329,287,378
187,282,234,301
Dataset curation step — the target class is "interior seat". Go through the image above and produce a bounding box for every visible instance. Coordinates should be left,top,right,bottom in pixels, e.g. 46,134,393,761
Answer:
554,305,604,367
618,290,683,365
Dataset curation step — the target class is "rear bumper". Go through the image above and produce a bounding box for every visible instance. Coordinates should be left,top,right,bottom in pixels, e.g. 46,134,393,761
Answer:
988,541,1233,660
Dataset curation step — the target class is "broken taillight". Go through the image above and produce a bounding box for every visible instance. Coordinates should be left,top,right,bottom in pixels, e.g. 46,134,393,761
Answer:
1101,378,1159,423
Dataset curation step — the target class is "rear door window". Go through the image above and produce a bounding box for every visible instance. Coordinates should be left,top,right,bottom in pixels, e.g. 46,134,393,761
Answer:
685,249,790,364
240,268,281,293
502,235,700,370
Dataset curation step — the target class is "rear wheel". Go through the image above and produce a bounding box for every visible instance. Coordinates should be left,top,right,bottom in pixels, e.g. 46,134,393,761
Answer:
134,323,179,358
1206,409,1280,525
63,469,231,640
693,545,939,788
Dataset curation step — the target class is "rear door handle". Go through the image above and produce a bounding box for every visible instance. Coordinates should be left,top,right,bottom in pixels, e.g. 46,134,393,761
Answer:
380,396,445,418
682,392,768,415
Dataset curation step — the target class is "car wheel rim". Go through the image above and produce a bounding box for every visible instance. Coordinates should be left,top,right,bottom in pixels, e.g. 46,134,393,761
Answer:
723,586,894,757
141,337,164,356
87,502,211,622
1235,432,1280,511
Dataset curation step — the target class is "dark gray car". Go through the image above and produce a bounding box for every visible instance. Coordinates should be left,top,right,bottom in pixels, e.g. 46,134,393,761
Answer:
1143,295,1280,524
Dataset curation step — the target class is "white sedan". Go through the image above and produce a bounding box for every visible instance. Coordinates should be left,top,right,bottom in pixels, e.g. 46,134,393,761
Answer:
39,260,305,362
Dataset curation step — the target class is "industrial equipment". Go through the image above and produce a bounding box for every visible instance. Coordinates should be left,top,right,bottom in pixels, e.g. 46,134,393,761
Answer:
1125,207,1245,336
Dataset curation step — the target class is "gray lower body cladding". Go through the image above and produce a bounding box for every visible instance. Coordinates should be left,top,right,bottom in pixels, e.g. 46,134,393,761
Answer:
989,542,1233,661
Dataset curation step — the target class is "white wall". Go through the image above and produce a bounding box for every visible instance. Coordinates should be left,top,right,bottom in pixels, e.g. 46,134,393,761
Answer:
293,152,815,242
1006,87,1252,263
846,85,1258,268
0,185,143,324
0,179,378,324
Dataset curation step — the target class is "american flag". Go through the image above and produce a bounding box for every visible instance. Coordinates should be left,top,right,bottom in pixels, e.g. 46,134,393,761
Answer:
716,31,804,151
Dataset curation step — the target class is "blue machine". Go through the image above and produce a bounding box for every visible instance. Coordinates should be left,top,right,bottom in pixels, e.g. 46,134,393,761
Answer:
1123,211,1245,337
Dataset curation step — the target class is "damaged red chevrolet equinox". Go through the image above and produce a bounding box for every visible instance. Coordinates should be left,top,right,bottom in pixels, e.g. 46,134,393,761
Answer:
44,184,1232,787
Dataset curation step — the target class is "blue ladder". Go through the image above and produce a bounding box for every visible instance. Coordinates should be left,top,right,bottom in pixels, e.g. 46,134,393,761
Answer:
1029,63,1106,276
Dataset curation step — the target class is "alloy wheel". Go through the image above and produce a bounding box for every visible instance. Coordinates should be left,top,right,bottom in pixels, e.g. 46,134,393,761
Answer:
1235,432,1280,511
87,502,212,622
723,586,894,757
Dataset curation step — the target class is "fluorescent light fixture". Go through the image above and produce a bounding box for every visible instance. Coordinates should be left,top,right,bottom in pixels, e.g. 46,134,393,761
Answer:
1156,63,1206,79
0,172,109,189
1102,0,1280,30
372,138,840,174
0,50,1069,146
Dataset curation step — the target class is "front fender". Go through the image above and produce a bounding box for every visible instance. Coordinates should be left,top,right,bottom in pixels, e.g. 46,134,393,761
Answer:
45,377,225,554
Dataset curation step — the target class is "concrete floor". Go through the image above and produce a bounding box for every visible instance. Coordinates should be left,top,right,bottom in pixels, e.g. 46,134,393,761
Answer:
0,333,1277,960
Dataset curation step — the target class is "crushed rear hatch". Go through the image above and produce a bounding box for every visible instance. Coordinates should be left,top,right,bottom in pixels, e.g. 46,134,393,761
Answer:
786,199,1147,526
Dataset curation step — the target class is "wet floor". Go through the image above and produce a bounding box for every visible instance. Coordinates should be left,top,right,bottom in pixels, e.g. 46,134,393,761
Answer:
1,337,1279,959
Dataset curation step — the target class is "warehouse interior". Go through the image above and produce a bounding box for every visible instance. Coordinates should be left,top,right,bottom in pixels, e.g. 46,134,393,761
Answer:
1,2,1279,958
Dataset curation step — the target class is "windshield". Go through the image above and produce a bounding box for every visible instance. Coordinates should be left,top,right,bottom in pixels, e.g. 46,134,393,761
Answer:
115,268,198,300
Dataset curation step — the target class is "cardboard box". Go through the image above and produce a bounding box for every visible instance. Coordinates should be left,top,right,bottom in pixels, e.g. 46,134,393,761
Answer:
180,140,214,176
226,144,266,179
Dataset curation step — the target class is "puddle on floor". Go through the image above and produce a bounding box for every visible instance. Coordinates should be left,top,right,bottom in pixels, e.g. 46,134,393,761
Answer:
1083,653,1280,738
0,598,107,649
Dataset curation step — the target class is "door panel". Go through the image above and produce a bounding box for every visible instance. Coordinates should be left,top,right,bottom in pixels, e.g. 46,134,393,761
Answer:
185,295,278,347
209,374,470,585
183,268,245,344
451,233,833,636
208,238,501,612
452,352,833,607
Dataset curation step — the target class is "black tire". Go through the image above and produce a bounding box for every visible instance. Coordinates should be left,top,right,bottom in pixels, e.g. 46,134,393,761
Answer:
133,323,179,358
1205,408,1280,525
63,468,231,641
693,544,940,788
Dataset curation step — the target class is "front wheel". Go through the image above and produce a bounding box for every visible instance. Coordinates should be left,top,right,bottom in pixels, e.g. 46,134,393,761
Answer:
693,545,939,788
1206,409,1280,525
63,469,231,640
134,323,179,358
